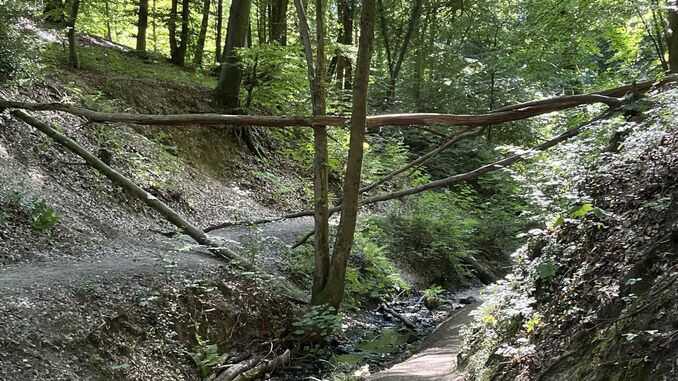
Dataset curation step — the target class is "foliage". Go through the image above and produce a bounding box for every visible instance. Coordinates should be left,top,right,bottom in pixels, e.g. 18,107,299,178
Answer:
0,189,60,233
343,230,410,306
189,335,227,378
292,305,342,339
0,1,39,83
237,44,310,115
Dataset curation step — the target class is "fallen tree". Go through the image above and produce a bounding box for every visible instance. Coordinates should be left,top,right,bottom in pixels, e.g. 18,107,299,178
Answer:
8,108,244,263
0,93,622,128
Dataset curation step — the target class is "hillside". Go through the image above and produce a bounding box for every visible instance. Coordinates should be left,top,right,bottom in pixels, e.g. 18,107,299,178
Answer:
459,85,678,381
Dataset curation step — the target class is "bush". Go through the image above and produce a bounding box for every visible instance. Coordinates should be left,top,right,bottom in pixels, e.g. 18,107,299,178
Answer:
0,1,38,83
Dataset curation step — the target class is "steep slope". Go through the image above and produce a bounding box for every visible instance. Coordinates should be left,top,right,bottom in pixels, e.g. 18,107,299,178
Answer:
459,84,678,380
0,40,312,380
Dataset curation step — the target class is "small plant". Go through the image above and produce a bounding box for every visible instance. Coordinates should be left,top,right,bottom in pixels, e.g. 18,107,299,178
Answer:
423,285,444,310
292,305,342,340
189,334,227,378
29,199,60,232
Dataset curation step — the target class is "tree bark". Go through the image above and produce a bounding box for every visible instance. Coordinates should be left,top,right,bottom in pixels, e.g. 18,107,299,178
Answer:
669,1,678,72
215,0,252,109
215,0,224,62
168,0,179,62
104,0,113,40
377,0,423,105
335,0,354,90
136,0,149,52
194,0,212,66
66,0,81,69
312,0,376,310
177,0,191,65
0,92,628,129
270,0,289,45
293,0,332,306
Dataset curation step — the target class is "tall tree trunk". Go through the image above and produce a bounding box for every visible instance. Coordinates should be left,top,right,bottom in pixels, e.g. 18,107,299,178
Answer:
294,0,331,306
67,0,81,69
194,0,212,66
215,0,252,109
314,0,376,310
169,0,179,62
177,0,190,65
256,0,268,45
270,0,289,45
377,0,423,105
669,1,678,72
152,0,158,52
215,0,224,62
335,0,354,90
104,0,113,40
136,0,149,52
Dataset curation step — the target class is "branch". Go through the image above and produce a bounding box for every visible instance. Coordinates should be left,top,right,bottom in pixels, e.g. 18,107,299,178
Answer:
0,97,618,129
493,75,678,113
10,109,212,246
359,112,613,205
359,126,484,194
213,112,613,233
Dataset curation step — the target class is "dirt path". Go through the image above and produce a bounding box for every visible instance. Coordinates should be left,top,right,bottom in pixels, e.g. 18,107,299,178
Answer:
368,291,481,381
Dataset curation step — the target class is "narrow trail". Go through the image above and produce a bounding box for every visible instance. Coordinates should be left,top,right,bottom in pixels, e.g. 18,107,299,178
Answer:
368,292,481,381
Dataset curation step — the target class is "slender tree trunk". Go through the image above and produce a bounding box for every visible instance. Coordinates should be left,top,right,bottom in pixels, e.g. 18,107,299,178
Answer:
270,0,289,45
294,0,331,306
169,0,179,62
256,0,265,45
215,0,252,109
67,0,81,69
194,0,212,66
104,0,113,40
151,0,158,51
177,0,190,65
215,0,224,62
136,0,149,52
335,0,354,90
314,0,376,310
377,0,423,105
669,1,678,72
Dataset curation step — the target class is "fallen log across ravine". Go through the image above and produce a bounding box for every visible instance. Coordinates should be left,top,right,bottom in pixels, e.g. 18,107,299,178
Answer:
0,91,624,128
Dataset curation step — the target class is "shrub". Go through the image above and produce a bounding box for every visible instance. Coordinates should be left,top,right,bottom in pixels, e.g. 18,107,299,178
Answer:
0,1,38,83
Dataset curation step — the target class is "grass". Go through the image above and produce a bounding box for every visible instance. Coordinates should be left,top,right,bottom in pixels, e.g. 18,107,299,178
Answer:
42,43,217,88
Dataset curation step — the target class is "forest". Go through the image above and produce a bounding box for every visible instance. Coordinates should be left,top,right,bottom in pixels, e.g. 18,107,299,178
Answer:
1,0,678,380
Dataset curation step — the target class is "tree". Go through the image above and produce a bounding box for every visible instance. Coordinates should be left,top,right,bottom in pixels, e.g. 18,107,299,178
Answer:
66,0,81,69
215,0,252,109
136,0,149,52
194,0,212,66
169,0,190,65
377,0,424,106
270,0,289,45
293,0,332,306
215,0,224,62
668,0,678,72
335,0,354,90
312,0,376,309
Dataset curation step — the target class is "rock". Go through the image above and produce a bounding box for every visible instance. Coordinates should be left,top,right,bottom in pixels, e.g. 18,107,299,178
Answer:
458,296,477,305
